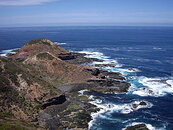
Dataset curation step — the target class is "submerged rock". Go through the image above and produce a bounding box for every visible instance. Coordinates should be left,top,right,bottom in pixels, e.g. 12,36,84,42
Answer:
132,101,148,109
125,124,149,130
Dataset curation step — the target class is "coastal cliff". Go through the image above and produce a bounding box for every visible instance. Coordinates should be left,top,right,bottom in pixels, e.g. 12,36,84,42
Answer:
0,39,130,129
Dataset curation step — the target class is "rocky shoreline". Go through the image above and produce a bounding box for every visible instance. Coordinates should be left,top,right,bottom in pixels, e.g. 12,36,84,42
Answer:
0,39,150,130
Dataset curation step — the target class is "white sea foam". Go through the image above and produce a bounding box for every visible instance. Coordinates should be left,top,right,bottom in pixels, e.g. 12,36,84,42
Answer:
166,80,173,87
78,51,110,59
0,53,7,57
0,48,19,57
123,122,156,130
88,100,152,129
78,50,123,69
133,76,173,97
93,59,118,65
153,47,162,50
118,68,140,73
78,89,88,96
54,42,67,45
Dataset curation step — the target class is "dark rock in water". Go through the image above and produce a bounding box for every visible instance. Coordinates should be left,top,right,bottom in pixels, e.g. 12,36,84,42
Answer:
42,95,66,109
85,68,100,76
100,70,125,80
139,101,147,106
58,53,75,60
132,103,138,109
132,101,147,109
95,64,117,68
65,52,103,65
125,124,149,130
88,79,130,93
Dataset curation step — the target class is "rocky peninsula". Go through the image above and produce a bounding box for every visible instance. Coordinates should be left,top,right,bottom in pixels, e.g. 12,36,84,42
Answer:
0,39,132,129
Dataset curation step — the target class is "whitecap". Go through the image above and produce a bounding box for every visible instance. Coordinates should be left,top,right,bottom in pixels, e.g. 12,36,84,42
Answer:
93,59,118,65
166,80,173,87
54,42,67,45
118,68,140,73
153,47,162,50
78,50,123,69
132,76,173,97
79,51,110,59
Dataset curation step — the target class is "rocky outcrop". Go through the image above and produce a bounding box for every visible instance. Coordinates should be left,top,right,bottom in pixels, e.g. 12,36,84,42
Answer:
42,95,66,109
58,53,76,60
0,39,130,129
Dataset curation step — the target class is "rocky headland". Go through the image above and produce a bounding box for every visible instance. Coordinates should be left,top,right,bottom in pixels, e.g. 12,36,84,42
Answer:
0,39,131,129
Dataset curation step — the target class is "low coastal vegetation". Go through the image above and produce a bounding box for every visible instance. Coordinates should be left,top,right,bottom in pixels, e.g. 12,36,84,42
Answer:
26,39,52,46
36,52,55,60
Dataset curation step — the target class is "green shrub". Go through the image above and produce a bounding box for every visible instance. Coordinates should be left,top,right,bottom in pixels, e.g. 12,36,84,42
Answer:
37,53,54,60
26,39,51,46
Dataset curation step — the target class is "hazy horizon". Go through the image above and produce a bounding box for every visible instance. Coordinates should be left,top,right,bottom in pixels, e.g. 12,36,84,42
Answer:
0,0,173,27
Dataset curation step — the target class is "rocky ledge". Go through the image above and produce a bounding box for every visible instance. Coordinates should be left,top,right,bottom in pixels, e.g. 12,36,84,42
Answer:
0,39,130,129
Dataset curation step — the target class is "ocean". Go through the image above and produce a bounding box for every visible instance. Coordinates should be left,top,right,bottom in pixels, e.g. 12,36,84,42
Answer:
0,26,173,130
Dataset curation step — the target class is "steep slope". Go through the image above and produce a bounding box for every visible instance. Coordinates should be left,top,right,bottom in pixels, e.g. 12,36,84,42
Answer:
0,58,62,120
0,39,96,129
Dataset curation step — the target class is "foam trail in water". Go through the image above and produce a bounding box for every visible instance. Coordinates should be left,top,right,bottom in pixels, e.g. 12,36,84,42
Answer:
133,76,173,97
54,42,67,45
78,51,110,59
78,50,123,69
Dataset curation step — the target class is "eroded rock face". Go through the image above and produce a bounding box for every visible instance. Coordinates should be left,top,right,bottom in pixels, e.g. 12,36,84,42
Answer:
58,53,76,60
42,95,66,109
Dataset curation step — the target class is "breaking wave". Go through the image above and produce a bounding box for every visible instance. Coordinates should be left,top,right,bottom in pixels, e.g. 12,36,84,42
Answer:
0,48,19,57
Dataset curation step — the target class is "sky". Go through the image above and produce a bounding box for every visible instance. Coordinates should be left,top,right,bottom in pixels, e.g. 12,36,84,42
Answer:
0,0,173,27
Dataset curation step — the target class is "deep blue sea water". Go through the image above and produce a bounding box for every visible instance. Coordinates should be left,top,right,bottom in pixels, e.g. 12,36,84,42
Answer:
0,26,173,130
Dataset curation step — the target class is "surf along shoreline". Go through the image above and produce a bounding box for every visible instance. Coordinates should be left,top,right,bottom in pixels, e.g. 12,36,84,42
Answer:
75,51,154,130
